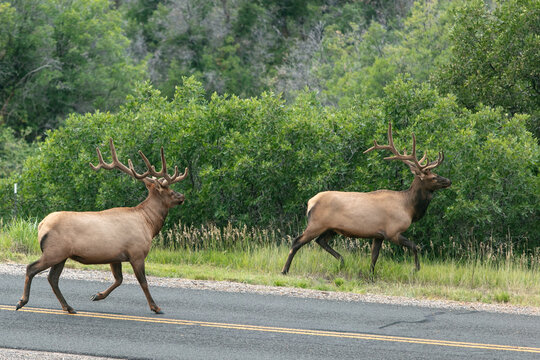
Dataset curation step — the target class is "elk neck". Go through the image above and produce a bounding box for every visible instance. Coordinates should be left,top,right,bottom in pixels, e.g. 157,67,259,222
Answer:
405,176,434,223
136,193,170,237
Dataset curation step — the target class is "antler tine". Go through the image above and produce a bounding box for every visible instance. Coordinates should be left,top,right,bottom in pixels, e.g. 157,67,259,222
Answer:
364,123,401,157
161,166,179,186
89,147,108,171
387,122,397,154
159,158,189,186
89,138,117,171
136,150,155,177
135,146,189,186
107,138,153,178
90,139,150,180
418,153,428,166
109,138,119,164
422,151,444,171
362,140,379,154
409,134,427,171
364,123,445,176
128,158,150,179
384,132,416,161
160,147,167,176
169,167,189,184
90,139,188,185
160,166,189,186
157,147,179,186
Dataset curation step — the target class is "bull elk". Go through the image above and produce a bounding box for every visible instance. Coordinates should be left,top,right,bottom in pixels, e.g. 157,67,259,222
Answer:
281,123,451,275
16,139,188,314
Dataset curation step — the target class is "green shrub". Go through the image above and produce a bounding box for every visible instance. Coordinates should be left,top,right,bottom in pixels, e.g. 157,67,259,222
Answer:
6,77,538,254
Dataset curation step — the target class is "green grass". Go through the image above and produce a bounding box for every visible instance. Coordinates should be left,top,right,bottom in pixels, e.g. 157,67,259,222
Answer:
1,218,539,307
0,218,40,260
146,246,539,306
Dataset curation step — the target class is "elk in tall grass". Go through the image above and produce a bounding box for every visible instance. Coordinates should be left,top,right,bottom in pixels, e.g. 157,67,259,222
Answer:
16,139,188,314
281,123,451,275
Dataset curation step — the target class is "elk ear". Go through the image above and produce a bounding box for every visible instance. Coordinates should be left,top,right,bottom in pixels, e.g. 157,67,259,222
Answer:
143,178,158,190
157,178,170,189
407,164,423,177
415,169,430,180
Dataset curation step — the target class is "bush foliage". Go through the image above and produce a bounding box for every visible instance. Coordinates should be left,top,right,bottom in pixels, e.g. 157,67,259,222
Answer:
3,77,538,251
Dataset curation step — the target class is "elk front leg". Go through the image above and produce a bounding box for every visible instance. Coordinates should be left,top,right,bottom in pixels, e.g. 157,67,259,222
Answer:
16,258,55,311
48,259,76,314
398,234,420,271
315,231,343,267
91,262,123,301
130,259,162,314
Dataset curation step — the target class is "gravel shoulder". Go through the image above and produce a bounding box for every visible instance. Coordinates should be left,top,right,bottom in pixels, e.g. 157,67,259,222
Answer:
2,262,538,317
0,348,114,360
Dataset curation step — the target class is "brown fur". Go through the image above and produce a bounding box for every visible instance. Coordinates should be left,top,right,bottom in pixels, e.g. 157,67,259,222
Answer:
281,124,451,275
16,141,187,314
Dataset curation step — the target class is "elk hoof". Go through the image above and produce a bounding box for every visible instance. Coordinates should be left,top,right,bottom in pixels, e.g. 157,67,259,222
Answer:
364,270,376,283
90,293,103,301
15,300,26,311
152,307,163,314
66,306,77,314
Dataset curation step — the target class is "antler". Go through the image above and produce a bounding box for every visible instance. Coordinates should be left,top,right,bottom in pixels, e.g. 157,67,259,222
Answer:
135,147,188,186
90,139,188,186
363,123,444,174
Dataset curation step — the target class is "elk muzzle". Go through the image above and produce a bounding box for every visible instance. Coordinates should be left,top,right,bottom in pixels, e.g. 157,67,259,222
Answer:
173,191,185,205
436,175,451,189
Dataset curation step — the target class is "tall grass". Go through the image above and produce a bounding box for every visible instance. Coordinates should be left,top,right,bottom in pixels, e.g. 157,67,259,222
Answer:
0,218,40,257
152,221,539,306
1,218,539,306
155,222,298,251
155,221,539,271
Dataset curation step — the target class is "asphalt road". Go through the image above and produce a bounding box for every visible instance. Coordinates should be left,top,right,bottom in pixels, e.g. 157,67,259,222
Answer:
0,273,538,359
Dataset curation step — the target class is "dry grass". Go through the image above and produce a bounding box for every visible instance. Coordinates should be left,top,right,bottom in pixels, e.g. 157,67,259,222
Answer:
1,218,539,307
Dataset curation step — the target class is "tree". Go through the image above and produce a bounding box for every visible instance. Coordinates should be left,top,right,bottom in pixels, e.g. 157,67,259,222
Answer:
0,0,56,132
436,0,540,138
273,0,454,106
0,125,34,178
386,0,453,84
0,0,145,139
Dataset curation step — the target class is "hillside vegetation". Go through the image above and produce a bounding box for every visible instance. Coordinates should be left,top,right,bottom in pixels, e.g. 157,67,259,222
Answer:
0,0,538,257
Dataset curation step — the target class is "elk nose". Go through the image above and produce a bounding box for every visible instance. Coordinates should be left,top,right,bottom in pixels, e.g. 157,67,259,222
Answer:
441,177,451,187
177,193,185,203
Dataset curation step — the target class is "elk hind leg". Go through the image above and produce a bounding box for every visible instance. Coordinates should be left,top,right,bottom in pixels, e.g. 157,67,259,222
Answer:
47,259,75,314
370,238,383,276
398,235,420,271
315,231,343,267
130,259,162,314
16,257,57,311
91,262,123,301
281,226,325,275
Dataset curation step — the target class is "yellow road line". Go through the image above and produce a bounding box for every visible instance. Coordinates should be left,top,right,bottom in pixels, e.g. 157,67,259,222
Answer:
2,305,539,353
